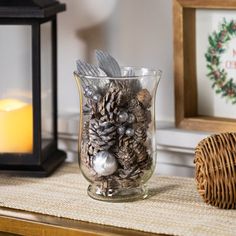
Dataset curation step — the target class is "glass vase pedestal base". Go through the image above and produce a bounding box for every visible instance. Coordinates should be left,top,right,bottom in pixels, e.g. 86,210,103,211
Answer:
87,184,148,202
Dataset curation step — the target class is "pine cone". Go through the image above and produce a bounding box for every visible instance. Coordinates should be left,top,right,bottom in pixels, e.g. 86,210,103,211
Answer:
99,177,120,194
87,141,99,157
88,118,117,151
146,110,152,124
128,99,147,123
117,165,141,179
137,89,152,108
86,97,99,115
133,142,149,163
128,98,139,111
134,125,147,143
81,141,96,168
118,135,134,148
116,147,137,169
98,86,125,117
117,79,142,99
138,155,152,170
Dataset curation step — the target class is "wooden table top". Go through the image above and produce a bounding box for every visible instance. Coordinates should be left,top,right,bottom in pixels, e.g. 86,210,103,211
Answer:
0,207,164,236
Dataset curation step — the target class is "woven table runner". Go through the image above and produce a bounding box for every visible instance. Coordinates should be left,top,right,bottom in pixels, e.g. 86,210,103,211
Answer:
0,163,235,236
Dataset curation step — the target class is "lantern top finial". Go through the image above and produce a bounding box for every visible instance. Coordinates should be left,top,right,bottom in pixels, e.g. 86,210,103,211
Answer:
0,0,65,18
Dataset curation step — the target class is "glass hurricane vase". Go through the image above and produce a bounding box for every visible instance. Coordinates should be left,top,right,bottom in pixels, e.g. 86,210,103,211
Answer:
75,67,161,202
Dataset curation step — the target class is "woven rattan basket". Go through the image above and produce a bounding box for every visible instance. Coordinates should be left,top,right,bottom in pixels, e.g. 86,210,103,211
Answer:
194,132,236,209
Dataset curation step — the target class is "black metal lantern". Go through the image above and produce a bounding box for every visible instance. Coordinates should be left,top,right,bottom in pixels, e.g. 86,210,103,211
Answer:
0,0,66,176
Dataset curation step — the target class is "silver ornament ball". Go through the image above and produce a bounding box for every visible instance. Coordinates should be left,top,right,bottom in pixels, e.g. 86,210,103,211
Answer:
118,111,129,123
127,114,136,123
93,151,118,176
84,86,93,97
117,126,126,135
92,94,102,102
126,128,134,137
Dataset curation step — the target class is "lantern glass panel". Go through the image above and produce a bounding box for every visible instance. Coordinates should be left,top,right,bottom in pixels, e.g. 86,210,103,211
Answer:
41,21,54,149
0,25,33,154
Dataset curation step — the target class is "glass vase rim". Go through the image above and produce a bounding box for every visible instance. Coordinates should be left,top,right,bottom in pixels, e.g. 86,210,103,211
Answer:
74,66,162,80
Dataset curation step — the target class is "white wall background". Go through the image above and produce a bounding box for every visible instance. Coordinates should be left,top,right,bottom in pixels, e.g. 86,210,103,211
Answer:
0,0,174,121
57,0,174,122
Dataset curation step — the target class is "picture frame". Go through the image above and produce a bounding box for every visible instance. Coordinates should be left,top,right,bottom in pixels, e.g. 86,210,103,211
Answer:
173,0,236,132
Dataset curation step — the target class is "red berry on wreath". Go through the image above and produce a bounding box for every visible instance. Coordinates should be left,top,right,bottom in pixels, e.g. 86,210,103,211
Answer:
220,30,226,40
213,71,220,79
228,90,234,96
231,24,236,30
217,42,222,48
222,30,227,35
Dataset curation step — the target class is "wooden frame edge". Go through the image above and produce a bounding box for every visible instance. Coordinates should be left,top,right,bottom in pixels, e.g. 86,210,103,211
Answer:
173,0,236,132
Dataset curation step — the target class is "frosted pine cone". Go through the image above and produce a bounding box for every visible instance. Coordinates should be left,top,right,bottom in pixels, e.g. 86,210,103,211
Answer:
88,118,117,151
81,141,96,168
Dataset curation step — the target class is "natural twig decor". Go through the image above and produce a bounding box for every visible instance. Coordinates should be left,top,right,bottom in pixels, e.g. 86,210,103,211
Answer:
194,132,236,209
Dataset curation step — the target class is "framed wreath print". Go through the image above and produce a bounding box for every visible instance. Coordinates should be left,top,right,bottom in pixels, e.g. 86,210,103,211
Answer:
174,0,236,132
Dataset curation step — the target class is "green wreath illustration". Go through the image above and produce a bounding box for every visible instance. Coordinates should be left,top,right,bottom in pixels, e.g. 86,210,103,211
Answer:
205,19,236,104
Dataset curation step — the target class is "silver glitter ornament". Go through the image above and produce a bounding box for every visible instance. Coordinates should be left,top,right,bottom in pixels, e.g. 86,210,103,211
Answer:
84,86,93,97
126,128,134,137
118,111,129,123
84,86,91,92
93,151,118,176
117,126,126,135
92,94,102,102
127,114,135,123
